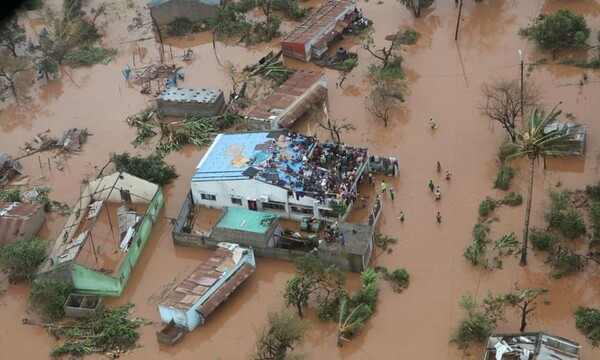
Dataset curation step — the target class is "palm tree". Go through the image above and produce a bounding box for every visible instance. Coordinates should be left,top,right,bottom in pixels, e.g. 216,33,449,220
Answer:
509,103,578,266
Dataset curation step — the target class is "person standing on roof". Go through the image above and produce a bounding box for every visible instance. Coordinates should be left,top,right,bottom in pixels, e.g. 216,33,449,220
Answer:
381,180,387,195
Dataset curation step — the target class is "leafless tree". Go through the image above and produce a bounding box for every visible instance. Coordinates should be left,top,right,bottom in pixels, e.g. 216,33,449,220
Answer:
505,286,548,332
317,117,355,144
0,55,29,100
479,79,541,142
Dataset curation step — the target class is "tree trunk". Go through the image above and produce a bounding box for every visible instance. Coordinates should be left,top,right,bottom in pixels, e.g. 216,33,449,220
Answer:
519,309,527,332
296,302,304,319
520,157,535,266
9,45,17,57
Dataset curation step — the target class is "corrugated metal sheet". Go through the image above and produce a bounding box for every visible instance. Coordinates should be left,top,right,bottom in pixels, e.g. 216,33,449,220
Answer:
161,247,236,311
196,262,255,318
282,0,355,45
279,85,327,127
245,70,325,123
0,202,43,247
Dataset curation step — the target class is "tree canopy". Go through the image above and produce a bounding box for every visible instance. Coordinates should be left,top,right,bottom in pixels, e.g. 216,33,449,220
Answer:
253,309,308,360
521,9,590,58
110,152,179,186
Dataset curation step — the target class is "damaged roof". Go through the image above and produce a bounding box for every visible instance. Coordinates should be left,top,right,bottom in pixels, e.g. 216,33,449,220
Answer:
483,332,580,360
160,246,255,313
0,202,44,247
245,70,327,127
282,0,355,45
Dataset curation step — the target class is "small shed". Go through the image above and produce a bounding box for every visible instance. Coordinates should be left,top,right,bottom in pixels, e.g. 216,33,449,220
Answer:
245,70,327,130
158,243,256,332
544,122,586,156
63,294,104,319
149,0,222,27
318,222,374,272
210,207,282,248
0,202,45,247
156,87,225,117
281,0,357,62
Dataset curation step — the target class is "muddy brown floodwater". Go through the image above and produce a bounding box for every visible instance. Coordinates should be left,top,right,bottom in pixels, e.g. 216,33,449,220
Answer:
1,0,600,359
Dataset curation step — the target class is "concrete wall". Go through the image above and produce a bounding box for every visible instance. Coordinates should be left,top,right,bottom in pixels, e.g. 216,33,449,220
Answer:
157,92,225,117
191,178,341,221
22,206,45,242
150,0,221,27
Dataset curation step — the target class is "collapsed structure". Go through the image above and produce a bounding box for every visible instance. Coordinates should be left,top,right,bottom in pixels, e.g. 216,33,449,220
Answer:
245,70,327,130
156,88,225,117
39,172,164,297
189,130,368,221
158,243,255,332
281,0,358,62
483,332,580,360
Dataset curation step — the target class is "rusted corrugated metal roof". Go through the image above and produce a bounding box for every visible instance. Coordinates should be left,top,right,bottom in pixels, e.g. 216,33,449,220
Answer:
161,247,245,311
279,85,327,127
245,70,325,123
196,262,255,318
282,0,355,45
0,202,43,247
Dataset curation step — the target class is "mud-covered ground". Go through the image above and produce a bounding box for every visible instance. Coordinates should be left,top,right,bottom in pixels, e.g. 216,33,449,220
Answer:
1,0,600,359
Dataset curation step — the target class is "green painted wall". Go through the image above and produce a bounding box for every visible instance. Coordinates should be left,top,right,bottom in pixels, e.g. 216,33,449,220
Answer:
71,188,165,297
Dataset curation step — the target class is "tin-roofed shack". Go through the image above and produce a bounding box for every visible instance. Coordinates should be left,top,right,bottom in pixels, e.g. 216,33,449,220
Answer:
149,0,222,27
39,172,164,297
158,243,256,332
156,88,225,117
281,0,357,62
483,332,580,360
0,202,45,247
245,70,327,130
543,122,586,156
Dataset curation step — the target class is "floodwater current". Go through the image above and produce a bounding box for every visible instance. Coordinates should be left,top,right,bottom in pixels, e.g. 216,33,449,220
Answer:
1,0,600,359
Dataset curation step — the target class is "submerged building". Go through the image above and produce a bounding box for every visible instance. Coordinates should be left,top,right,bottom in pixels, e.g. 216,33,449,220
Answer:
483,332,580,360
281,0,357,62
149,0,221,27
190,130,368,221
39,172,164,297
156,87,225,117
245,70,327,130
158,242,256,331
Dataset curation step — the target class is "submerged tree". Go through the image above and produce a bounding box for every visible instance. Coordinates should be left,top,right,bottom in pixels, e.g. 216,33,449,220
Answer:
110,152,179,186
253,309,308,360
0,238,48,283
521,9,590,59
359,28,419,68
0,54,29,100
505,286,548,332
479,79,541,142
398,0,434,18
451,291,506,349
0,19,27,57
283,254,345,319
508,104,579,266
317,116,355,144
364,65,406,127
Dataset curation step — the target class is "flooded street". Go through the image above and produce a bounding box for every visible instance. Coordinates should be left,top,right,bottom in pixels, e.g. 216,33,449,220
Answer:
1,0,600,359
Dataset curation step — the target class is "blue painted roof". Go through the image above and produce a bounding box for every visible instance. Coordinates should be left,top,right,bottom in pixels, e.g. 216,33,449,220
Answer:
193,131,368,196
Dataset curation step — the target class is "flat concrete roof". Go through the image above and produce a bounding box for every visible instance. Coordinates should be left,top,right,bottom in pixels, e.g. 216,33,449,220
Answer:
216,207,279,234
157,88,223,104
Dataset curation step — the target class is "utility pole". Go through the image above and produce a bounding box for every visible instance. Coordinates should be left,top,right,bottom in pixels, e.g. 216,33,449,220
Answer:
518,49,524,118
455,0,463,41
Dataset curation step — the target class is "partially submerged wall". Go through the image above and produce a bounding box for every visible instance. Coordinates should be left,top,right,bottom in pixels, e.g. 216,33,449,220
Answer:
150,0,221,27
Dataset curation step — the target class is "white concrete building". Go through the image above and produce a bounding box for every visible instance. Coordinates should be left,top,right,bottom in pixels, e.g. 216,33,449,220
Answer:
191,131,368,221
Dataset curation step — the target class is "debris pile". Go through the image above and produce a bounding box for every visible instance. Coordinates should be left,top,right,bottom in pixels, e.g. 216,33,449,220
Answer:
0,153,23,188
21,128,90,156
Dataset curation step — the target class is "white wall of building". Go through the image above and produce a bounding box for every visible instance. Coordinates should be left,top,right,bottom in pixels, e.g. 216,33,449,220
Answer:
191,178,335,221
